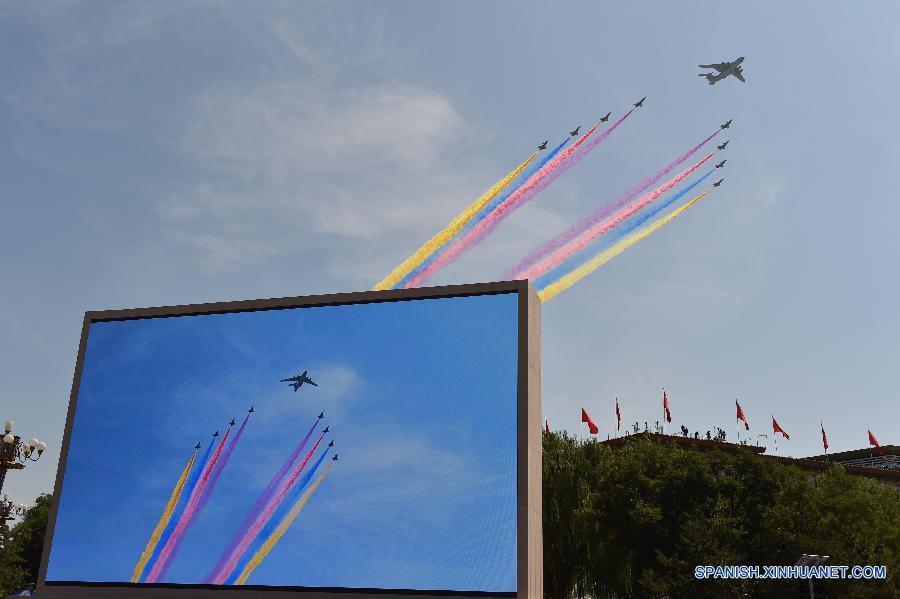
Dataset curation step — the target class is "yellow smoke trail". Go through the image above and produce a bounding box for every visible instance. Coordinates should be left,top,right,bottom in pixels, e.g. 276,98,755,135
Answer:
234,464,333,585
131,450,197,583
373,150,539,290
539,190,712,302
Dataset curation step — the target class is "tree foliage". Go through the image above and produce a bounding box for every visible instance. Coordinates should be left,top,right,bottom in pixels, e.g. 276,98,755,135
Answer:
0,493,51,596
543,433,899,599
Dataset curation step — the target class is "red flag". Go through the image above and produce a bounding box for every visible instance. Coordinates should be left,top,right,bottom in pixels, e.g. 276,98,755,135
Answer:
663,390,672,423
821,422,828,451
868,430,884,455
615,398,621,431
581,407,599,435
545,419,550,434
735,400,749,431
772,417,790,440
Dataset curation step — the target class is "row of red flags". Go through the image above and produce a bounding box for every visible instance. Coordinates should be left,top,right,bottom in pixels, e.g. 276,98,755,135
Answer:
546,392,886,456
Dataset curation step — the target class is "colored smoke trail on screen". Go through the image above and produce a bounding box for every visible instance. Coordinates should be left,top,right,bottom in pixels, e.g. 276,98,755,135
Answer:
405,110,633,288
146,426,233,582
211,435,324,584
235,463,334,586
507,128,720,277
517,152,716,281
396,136,571,289
205,416,320,583
535,169,716,286
140,435,218,582
130,449,197,583
373,149,539,291
538,189,712,302
197,414,251,515
228,449,332,585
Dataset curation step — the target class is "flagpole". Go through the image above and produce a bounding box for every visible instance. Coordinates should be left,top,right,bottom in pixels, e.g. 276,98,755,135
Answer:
662,387,666,436
735,399,739,444
772,413,777,454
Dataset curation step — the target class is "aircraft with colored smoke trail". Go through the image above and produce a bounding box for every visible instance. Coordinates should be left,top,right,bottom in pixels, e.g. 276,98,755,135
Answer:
713,179,725,187
569,126,581,137
698,56,746,84
634,97,646,108
715,160,727,168
248,405,254,413
717,140,730,150
322,426,330,434
538,141,548,150
332,454,339,461
721,119,733,129
229,418,236,426
194,442,201,450
328,440,334,448
280,370,318,391
318,411,324,419
600,112,611,122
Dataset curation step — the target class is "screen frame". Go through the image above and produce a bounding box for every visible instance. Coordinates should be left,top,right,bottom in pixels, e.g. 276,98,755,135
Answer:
37,280,542,599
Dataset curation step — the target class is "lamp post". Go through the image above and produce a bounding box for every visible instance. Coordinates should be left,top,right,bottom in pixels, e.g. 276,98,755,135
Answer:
1,419,47,496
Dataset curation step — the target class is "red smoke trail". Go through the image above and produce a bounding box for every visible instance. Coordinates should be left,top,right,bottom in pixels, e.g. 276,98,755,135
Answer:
507,128,720,277
197,414,251,514
404,110,634,288
205,415,319,583
211,435,324,584
516,152,716,280
145,426,232,582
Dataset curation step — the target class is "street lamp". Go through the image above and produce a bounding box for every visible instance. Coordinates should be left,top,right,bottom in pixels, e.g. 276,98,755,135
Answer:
0,419,47,495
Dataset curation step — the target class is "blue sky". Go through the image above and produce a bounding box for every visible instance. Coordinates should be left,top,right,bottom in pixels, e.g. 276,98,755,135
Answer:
44,292,519,591
2,1,900,511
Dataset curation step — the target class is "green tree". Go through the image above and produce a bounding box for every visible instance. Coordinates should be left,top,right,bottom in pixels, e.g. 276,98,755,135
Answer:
0,494,52,595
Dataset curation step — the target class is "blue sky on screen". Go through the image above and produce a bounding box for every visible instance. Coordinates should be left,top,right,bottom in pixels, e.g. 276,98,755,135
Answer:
45,292,519,592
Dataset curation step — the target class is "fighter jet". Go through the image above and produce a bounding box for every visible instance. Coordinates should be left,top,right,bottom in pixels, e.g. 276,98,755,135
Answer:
634,97,646,108
281,370,318,391
248,405,254,413
600,112,611,122
323,426,330,434
194,442,202,450
538,141,548,150
229,418,236,426
569,126,581,137
332,454,339,461
715,160,727,169
698,57,745,85
717,140,730,150
721,119,733,129
713,179,724,187
318,411,325,420
328,440,334,448
213,430,219,438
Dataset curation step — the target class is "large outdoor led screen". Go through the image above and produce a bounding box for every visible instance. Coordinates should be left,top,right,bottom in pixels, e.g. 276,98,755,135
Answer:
39,282,541,599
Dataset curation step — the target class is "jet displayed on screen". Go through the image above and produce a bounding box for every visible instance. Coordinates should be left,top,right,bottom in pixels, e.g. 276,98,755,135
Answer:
600,112,611,122
698,56,746,85
634,97,646,108
328,440,334,448
713,178,725,187
323,426,330,434
194,442,201,450
318,411,325,420
569,126,581,137
717,140,730,150
715,160,727,168
281,370,318,391
538,140,548,150
229,418,236,426
721,119,733,129
248,405,254,413
332,454,339,461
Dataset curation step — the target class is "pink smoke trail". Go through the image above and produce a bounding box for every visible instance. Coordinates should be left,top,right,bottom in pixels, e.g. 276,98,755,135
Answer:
145,426,232,582
211,435,324,584
516,152,716,280
404,110,634,289
196,414,251,515
506,128,721,277
205,416,319,583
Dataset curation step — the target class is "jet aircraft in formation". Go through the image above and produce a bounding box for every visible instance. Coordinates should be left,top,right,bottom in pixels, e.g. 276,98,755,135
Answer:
600,112,611,122
323,426,330,434
721,119,733,129
538,141,548,150
717,140,730,150
698,57,746,85
633,97,646,108
281,370,318,391
713,179,725,187
715,160,727,169
569,126,581,137
332,454,339,461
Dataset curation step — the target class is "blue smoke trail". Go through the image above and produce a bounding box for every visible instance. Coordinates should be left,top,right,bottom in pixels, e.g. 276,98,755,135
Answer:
535,169,717,290
396,137,572,288
224,448,332,585
140,435,218,582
